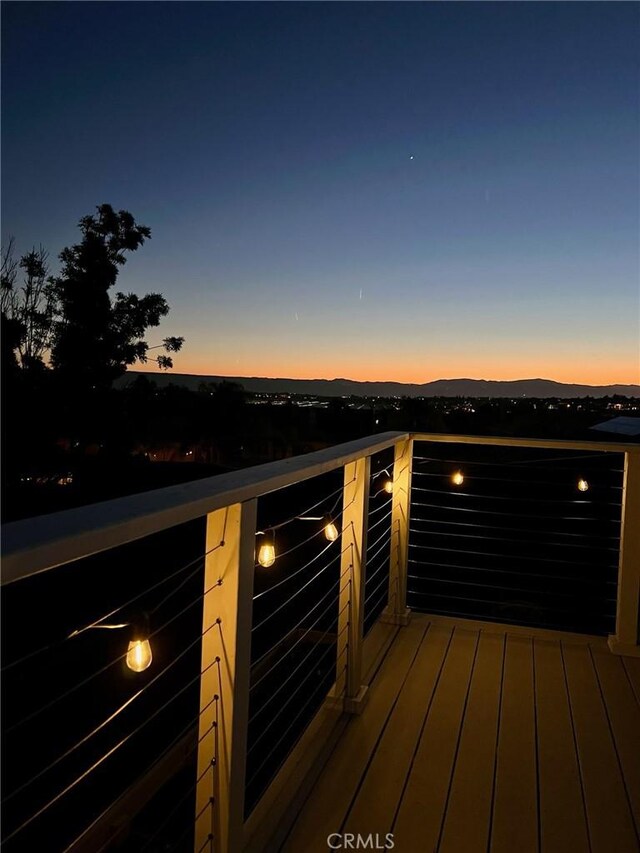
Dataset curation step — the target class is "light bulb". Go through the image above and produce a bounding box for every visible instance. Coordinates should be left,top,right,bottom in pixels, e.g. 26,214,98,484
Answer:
127,639,152,672
577,478,589,492
452,471,464,486
324,520,339,541
258,532,276,567
383,480,393,494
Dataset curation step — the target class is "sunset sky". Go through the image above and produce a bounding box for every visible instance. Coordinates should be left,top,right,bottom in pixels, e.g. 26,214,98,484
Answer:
2,2,639,386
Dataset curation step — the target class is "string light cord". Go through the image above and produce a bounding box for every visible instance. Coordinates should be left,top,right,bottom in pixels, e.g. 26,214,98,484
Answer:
413,452,623,470
409,540,618,569
250,585,350,693
6,572,225,735
246,661,348,791
261,480,354,533
410,499,622,524
408,524,619,552
250,610,349,724
251,575,350,671
407,514,620,544
253,540,338,602
1,542,225,674
249,624,349,755
411,469,623,490
411,484,620,507
2,608,226,805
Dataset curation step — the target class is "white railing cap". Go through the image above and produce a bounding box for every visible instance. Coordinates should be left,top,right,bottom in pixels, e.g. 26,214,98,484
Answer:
2,432,407,585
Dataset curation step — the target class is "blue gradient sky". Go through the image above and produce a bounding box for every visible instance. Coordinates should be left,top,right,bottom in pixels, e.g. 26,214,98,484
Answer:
2,2,639,384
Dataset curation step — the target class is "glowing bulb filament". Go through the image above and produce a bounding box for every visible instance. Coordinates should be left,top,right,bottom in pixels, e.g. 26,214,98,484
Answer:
577,478,589,492
324,521,339,542
452,471,464,486
258,542,276,567
126,639,152,673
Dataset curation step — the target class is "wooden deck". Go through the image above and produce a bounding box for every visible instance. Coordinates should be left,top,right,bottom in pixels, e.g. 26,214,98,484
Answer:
281,614,640,853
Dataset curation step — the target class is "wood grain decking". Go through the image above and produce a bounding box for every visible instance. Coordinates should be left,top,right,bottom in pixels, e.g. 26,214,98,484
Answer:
281,614,640,853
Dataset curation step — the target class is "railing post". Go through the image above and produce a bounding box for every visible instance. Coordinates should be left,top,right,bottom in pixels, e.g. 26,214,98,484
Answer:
195,499,257,852
609,451,640,658
381,436,413,626
333,455,370,713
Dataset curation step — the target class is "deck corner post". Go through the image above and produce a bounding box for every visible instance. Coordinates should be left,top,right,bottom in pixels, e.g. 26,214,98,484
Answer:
380,436,413,627
608,450,640,658
195,499,257,852
332,455,371,714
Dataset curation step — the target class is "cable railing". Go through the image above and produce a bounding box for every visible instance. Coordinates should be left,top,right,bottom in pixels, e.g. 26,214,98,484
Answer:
1,430,638,853
409,441,625,635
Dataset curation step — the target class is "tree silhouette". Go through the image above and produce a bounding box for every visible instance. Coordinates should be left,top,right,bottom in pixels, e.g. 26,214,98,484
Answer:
49,204,183,388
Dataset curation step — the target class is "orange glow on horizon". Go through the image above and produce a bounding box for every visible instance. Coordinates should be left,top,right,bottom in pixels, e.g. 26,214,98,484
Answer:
136,355,639,388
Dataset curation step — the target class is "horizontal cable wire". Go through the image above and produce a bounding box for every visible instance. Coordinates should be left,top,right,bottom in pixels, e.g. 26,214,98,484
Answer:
253,540,337,601
251,577,350,671
408,525,619,552
265,481,352,532
249,631,348,755
407,557,616,585
408,587,611,614
368,495,393,516
365,570,391,608
246,661,348,790
407,514,620,545
63,702,217,853
1,541,224,674
366,533,392,570
250,588,349,693
249,617,348,724
408,540,618,569
365,585,390,621
6,573,224,735
413,452,623,469
252,548,346,633
5,658,222,843
365,553,390,589
3,611,225,804
407,574,616,601
410,499,623,524
366,507,393,535
366,524,392,557
412,468,623,489
411,484,620,507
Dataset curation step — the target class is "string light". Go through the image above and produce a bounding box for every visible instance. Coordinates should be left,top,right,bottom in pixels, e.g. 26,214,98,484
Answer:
323,515,339,542
257,530,276,568
577,478,589,492
126,614,152,673
383,479,393,494
452,471,464,486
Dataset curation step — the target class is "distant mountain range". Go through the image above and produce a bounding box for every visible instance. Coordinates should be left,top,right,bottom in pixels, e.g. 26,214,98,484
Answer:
118,372,640,399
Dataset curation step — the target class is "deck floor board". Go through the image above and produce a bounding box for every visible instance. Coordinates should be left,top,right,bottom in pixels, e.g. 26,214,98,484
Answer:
281,614,640,853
